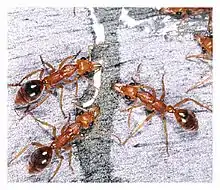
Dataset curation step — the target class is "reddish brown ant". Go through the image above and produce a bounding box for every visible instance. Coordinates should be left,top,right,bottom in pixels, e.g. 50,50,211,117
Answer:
8,49,102,118
186,33,212,92
159,7,212,32
186,33,212,61
112,74,212,155
8,105,100,182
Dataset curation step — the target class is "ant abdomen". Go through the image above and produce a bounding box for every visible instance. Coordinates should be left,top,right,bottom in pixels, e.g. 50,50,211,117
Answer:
28,146,52,173
175,109,199,131
15,80,44,105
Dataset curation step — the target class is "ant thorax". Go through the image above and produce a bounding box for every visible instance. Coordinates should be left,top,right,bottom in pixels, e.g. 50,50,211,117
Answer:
76,59,93,76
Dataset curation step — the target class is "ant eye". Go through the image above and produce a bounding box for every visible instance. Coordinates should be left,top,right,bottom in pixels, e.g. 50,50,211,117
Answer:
76,110,84,116
202,47,207,54
176,11,182,15
23,80,43,101
89,121,94,127
124,95,131,100
129,82,135,85
80,57,87,60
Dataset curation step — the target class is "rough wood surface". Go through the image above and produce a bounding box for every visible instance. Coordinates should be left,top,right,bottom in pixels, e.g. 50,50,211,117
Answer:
7,7,212,182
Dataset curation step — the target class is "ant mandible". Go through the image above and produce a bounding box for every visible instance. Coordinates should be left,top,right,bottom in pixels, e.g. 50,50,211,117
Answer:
186,33,212,92
8,48,102,118
113,74,212,155
159,7,212,32
8,105,100,182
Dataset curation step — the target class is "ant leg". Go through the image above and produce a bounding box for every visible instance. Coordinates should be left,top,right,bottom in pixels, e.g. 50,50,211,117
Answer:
185,53,211,61
32,142,45,147
186,74,212,93
63,76,80,98
40,55,56,74
58,50,81,70
80,75,99,90
87,45,94,61
29,114,57,138
111,133,124,145
160,74,166,101
63,78,76,84
121,112,156,145
62,78,79,99
127,105,140,129
8,142,44,165
73,7,76,16
39,68,45,80
8,69,44,86
75,79,79,98
63,145,74,172
161,114,169,156
48,150,64,182
120,100,144,112
61,113,71,134
131,64,142,83
68,147,74,172
120,102,145,129
8,144,30,165
131,74,157,98
58,56,74,70
21,91,52,120
27,91,51,112
174,98,212,112
208,12,212,32
139,84,157,98
55,84,66,118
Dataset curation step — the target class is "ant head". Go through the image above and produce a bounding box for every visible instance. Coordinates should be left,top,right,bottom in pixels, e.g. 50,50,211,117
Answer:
159,8,179,15
15,80,44,105
159,8,172,14
28,146,53,173
76,105,100,129
193,33,203,43
76,59,102,76
159,8,186,19
174,109,198,131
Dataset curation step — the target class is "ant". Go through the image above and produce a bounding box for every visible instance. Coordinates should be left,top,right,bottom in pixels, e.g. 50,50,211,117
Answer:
112,74,212,155
8,49,102,118
186,33,212,61
186,33,212,92
8,105,100,182
159,7,212,32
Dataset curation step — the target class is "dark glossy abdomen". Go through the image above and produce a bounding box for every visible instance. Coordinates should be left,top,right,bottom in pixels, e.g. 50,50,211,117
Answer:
175,109,199,131
28,146,53,173
15,80,44,105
